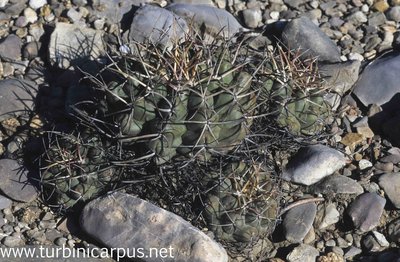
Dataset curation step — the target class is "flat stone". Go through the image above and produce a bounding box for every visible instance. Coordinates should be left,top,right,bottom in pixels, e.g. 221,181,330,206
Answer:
346,192,386,232
0,195,12,210
282,145,346,186
381,154,400,164
80,192,228,262
0,79,37,121
315,203,340,230
319,60,361,95
0,159,38,203
48,22,104,69
340,133,364,149
281,16,341,63
0,34,21,62
286,244,319,262
128,5,188,49
353,51,400,107
379,172,400,208
166,3,245,42
310,174,363,195
283,202,317,243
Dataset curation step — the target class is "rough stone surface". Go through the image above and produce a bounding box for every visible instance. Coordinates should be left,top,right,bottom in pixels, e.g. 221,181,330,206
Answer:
310,175,364,195
283,202,317,243
0,159,38,203
0,34,22,62
282,145,346,186
353,51,400,106
128,5,188,49
80,192,228,262
286,244,319,262
281,16,341,63
0,195,12,210
378,172,400,208
166,3,245,42
48,22,104,69
319,60,361,95
347,193,386,232
0,79,36,121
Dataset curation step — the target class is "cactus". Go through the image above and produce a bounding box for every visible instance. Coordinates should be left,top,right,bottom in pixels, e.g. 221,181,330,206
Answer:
200,161,279,243
40,130,117,208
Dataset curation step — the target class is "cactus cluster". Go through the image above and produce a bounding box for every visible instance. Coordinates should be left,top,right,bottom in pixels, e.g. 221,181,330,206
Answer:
200,161,279,243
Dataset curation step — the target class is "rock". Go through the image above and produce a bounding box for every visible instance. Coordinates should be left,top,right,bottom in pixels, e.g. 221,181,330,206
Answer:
282,145,346,186
24,7,38,24
311,175,363,196
3,236,24,247
319,60,361,95
166,3,245,42
378,172,400,208
340,133,364,149
0,159,38,203
381,154,400,164
353,51,400,107
0,195,12,210
242,8,262,28
373,0,390,12
362,231,389,252
128,5,188,49
358,159,372,170
346,193,386,232
80,192,228,262
315,203,340,230
48,22,104,69
344,246,362,259
23,41,41,60
387,217,400,243
283,202,317,243
171,0,213,4
67,8,82,23
356,126,374,139
0,0,8,8
29,0,47,10
0,34,21,61
387,6,400,22
287,244,319,262
91,0,151,25
0,79,36,121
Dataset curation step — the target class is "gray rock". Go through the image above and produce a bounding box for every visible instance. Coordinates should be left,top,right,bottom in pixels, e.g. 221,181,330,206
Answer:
378,172,400,208
67,8,82,23
171,0,213,4
0,159,38,203
91,0,151,25
0,34,21,61
381,154,400,164
128,5,188,49
0,79,36,121
387,6,400,22
346,11,368,25
311,174,364,195
0,195,12,210
353,51,400,107
4,2,25,16
3,236,24,247
362,231,389,252
282,145,346,186
166,3,245,42
23,41,41,60
48,22,104,69
346,192,386,232
315,203,340,229
344,246,362,259
387,217,400,243
319,60,361,95
242,8,262,28
281,16,341,63
80,192,228,262
286,244,319,262
283,202,317,243
0,0,8,8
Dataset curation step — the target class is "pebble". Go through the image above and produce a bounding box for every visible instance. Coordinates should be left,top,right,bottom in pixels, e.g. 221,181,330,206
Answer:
29,0,47,10
282,145,346,186
283,202,317,243
358,159,373,170
0,34,21,62
344,246,362,258
0,0,8,8
373,0,390,12
315,203,340,230
387,217,400,243
67,8,82,23
242,8,262,28
0,195,12,210
362,231,389,252
54,237,67,246
378,172,400,208
24,7,38,24
319,60,360,95
387,6,400,22
80,192,228,262
3,236,23,247
286,244,319,262
346,193,386,232
380,154,400,164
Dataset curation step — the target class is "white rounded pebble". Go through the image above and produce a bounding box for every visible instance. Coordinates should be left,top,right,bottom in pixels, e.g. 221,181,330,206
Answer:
29,0,47,10
359,159,373,170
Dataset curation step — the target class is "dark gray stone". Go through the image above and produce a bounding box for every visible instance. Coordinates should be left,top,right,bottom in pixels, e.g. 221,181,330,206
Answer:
283,202,317,243
378,172,400,208
387,6,400,22
0,79,36,121
281,16,341,63
0,34,21,61
0,159,37,203
380,154,400,164
310,174,364,195
80,192,228,262
48,22,104,69
353,51,400,107
166,3,245,42
347,193,386,232
282,145,346,186
128,5,188,49
319,60,361,95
